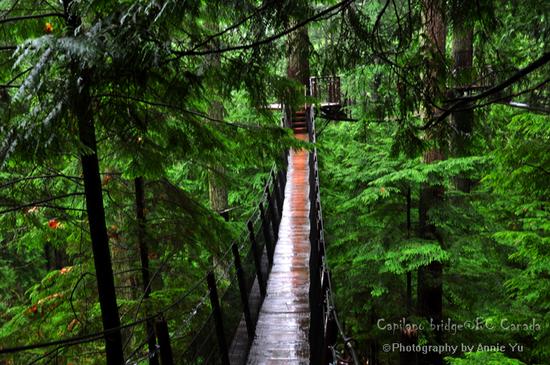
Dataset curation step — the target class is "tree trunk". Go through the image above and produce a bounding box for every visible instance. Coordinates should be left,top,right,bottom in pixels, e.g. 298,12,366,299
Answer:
451,12,474,193
206,20,229,219
44,242,68,271
417,1,446,364
400,187,417,365
406,186,413,314
73,69,125,365
287,26,310,92
418,153,445,365
135,177,160,365
208,99,228,218
64,2,124,361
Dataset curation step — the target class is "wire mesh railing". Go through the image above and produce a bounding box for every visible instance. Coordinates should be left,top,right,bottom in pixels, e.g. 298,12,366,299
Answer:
0,158,288,365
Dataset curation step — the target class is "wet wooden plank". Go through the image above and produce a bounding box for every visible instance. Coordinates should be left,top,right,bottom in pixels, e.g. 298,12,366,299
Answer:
247,133,310,365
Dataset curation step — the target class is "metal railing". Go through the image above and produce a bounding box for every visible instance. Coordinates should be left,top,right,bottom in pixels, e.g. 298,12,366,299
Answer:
307,105,361,365
181,160,287,365
310,76,342,105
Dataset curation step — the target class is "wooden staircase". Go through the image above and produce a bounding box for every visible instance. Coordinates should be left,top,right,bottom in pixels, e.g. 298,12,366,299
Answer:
290,109,308,134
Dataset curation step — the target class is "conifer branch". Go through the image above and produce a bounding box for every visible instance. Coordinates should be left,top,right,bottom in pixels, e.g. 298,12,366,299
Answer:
421,51,550,130
0,12,65,25
170,0,353,58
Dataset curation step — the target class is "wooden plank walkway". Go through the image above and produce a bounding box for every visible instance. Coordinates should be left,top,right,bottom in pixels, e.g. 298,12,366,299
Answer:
246,133,311,364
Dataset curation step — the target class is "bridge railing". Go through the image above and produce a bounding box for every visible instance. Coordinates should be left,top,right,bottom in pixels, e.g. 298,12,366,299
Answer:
182,161,287,365
310,76,342,106
0,157,288,365
307,105,361,365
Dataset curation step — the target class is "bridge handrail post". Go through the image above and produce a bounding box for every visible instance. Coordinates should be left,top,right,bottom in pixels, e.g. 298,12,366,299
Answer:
266,187,280,242
259,202,275,267
155,316,174,365
278,167,287,211
271,170,284,221
247,221,266,297
231,243,255,342
321,308,337,364
206,272,230,365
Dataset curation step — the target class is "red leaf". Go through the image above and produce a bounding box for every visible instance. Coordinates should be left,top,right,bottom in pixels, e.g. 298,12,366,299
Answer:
48,218,60,229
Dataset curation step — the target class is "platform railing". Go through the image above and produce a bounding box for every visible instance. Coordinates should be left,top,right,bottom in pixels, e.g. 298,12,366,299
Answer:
310,76,342,105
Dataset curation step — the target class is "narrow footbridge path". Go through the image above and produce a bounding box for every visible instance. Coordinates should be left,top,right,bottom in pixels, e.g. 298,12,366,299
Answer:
246,133,311,364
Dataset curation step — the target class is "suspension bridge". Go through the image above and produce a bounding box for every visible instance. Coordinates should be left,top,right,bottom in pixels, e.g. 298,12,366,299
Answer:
0,77,359,365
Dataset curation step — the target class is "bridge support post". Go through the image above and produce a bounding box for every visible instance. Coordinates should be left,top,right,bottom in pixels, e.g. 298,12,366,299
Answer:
231,243,255,342
259,202,274,266
155,316,174,365
272,171,284,219
207,272,230,365
247,221,266,297
266,187,280,242
277,169,286,213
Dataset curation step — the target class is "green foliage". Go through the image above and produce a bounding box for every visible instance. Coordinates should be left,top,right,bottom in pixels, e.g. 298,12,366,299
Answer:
446,351,526,365
0,0,548,364
381,241,450,275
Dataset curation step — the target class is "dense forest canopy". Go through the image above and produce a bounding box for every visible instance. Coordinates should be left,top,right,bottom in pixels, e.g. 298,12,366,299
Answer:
0,0,548,364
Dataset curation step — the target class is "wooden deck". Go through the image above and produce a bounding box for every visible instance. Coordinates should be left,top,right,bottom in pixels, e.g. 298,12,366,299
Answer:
246,133,311,364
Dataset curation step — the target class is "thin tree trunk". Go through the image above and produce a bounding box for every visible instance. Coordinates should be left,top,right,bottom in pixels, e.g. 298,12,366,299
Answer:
73,68,124,365
406,185,413,314
206,19,229,219
44,242,67,271
399,79,416,365
452,12,474,193
401,187,417,365
135,177,160,365
208,99,228,217
64,3,124,362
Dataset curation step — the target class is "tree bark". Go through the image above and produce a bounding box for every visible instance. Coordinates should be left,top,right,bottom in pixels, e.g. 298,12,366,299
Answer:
64,1,124,361
206,20,229,219
44,242,67,271
208,99,229,218
401,187,417,365
135,177,160,365
287,26,310,92
73,69,125,365
451,12,474,193
416,1,446,364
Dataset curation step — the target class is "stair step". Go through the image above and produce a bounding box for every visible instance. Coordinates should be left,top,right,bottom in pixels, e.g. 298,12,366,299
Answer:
293,127,308,133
